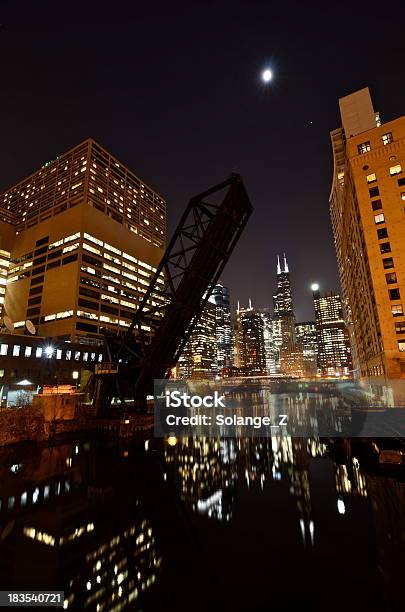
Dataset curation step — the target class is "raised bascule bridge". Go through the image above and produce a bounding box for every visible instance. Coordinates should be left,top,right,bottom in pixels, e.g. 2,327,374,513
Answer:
91,174,253,416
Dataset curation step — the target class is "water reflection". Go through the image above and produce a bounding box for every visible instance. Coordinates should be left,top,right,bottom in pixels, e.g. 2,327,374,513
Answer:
1,428,405,609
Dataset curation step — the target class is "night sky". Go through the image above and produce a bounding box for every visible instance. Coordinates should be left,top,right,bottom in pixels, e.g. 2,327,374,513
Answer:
1,1,405,321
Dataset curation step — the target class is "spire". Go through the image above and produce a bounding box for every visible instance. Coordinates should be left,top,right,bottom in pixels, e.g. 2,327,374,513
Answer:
237,300,240,313
283,253,289,273
249,298,252,309
277,255,281,275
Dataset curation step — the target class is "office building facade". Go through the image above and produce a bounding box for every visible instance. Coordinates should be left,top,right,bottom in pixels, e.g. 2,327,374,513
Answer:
312,289,352,377
330,87,405,384
0,138,166,342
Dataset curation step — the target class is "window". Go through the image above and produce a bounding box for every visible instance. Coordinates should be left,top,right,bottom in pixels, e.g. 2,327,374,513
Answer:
358,141,371,154
372,199,382,210
398,178,405,187
400,192,405,201
395,322,405,334
383,257,394,269
74,351,80,361
386,272,397,284
56,349,62,359
369,186,379,198
374,213,385,224
391,304,403,317
66,350,72,360
377,228,388,239
12,345,20,357
389,288,401,300
399,341,405,352
0,369,4,378
25,346,32,357
390,164,402,176
35,347,42,358
366,173,377,183
382,132,393,146
380,242,391,254
0,344,8,356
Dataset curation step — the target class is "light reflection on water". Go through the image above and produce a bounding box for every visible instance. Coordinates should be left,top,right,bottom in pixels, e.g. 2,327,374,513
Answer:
0,393,405,610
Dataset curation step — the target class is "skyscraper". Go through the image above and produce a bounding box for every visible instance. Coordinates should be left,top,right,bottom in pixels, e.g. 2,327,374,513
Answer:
273,254,303,376
330,87,405,388
234,302,267,376
0,138,166,342
254,309,278,375
210,283,233,372
295,321,318,377
177,298,216,379
312,289,352,377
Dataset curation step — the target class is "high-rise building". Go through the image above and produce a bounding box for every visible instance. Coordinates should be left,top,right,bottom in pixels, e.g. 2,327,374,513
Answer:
0,138,166,342
210,283,233,372
295,321,318,377
312,289,352,377
257,309,279,374
234,302,267,376
273,254,303,376
330,87,405,385
177,298,216,379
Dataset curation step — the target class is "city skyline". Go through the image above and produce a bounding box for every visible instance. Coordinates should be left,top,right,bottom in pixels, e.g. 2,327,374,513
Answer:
1,2,405,320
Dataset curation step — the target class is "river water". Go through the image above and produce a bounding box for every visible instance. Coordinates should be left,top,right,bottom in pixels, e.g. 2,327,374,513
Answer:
1,402,405,610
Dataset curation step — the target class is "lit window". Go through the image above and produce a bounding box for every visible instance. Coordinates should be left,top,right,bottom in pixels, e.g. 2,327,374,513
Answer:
389,164,402,176
12,345,20,357
382,132,393,146
74,351,80,361
25,346,32,357
83,352,88,361
56,349,62,359
66,350,71,361
366,173,377,183
392,304,403,317
0,369,4,378
395,322,405,334
400,192,405,201
399,341,405,352
0,344,8,356
358,141,371,154
374,213,385,224
35,347,42,358
386,272,397,284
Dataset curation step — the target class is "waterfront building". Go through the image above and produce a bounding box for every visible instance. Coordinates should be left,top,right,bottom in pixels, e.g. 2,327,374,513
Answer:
234,301,267,376
312,288,352,377
295,321,318,376
329,87,405,386
273,254,303,377
176,298,216,379
210,283,233,372
0,138,166,342
257,309,279,374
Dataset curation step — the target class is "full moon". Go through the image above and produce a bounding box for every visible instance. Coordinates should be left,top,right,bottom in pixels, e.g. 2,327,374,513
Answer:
262,69,273,83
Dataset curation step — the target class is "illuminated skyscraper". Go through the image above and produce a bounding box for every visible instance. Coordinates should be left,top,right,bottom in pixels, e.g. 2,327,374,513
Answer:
234,301,266,376
273,254,303,376
210,283,233,371
295,321,318,376
0,138,166,341
177,298,216,378
330,87,405,387
312,288,352,377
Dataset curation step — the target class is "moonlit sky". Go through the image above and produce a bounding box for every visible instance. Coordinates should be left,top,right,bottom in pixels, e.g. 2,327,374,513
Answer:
1,1,405,321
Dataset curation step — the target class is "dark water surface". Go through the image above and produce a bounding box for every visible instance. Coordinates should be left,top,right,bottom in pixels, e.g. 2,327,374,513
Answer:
1,415,404,610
